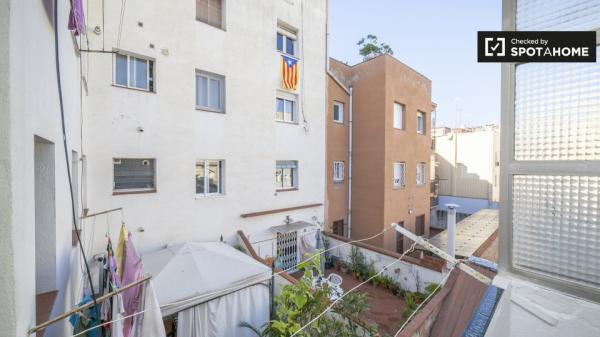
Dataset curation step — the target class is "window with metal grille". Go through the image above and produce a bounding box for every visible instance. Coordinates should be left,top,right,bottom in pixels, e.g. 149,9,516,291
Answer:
393,162,405,188
333,161,345,182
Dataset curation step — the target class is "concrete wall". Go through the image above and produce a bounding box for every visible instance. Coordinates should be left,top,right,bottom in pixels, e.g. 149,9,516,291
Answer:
328,56,433,252
325,73,350,233
326,236,443,293
435,127,500,201
2,0,83,335
82,0,327,254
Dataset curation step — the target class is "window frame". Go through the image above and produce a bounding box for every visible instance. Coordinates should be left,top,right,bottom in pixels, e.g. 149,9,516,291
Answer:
393,102,405,130
276,92,298,123
333,101,344,124
333,161,345,182
195,159,225,197
275,160,299,191
112,158,157,194
113,52,155,92
416,162,426,186
196,0,226,30
195,70,226,113
417,111,426,135
393,162,406,188
276,26,298,57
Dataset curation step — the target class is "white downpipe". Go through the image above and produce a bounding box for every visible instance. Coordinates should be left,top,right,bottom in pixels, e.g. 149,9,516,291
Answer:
347,87,353,239
446,203,459,268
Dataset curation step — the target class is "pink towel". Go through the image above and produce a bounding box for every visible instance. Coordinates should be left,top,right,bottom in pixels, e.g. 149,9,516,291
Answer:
121,233,143,337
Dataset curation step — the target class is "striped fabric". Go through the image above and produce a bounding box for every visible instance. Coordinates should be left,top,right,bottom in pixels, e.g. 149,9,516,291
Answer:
281,55,298,90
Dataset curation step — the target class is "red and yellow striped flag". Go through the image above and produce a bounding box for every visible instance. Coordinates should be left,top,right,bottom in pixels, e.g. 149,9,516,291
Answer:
281,55,298,90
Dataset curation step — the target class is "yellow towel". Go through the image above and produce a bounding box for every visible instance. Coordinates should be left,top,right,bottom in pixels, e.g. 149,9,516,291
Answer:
116,223,127,278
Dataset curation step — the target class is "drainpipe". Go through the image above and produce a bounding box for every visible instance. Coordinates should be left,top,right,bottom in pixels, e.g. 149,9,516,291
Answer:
446,203,459,268
347,87,353,239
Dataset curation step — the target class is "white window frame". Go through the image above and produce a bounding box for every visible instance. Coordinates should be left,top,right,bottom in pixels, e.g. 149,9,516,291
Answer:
196,160,224,197
275,160,298,190
277,25,298,57
333,102,344,123
393,162,406,188
276,91,298,123
416,162,426,186
417,111,425,134
113,52,154,92
393,102,405,129
196,70,225,113
112,158,156,193
333,161,345,182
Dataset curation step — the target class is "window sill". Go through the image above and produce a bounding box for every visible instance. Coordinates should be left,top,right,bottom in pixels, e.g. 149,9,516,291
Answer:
112,84,155,93
333,180,345,184
195,19,226,31
195,193,225,199
416,184,426,187
333,120,344,125
392,186,406,190
277,51,299,60
113,189,157,196
393,127,405,131
276,188,298,192
276,120,299,125
196,107,226,114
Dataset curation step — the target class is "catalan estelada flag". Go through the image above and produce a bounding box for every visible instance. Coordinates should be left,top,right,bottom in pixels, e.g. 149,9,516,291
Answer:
281,55,298,90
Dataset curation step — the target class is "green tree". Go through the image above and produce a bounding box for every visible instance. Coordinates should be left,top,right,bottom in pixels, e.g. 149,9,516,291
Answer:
357,34,393,60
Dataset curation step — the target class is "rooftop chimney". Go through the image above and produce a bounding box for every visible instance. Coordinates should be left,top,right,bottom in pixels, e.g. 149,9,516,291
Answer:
446,203,459,268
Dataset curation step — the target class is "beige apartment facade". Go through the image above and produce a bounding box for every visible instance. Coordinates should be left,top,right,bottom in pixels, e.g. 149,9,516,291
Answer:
431,125,500,228
326,55,435,253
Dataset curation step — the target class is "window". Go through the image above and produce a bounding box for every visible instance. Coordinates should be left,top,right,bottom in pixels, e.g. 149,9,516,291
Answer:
113,158,156,192
276,160,298,190
196,160,224,196
333,161,345,182
276,94,297,122
196,0,224,29
415,215,425,236
396,222,405,253
416,162,426,186
333,102,344,123
393,102,404,129
333,220,344,236
114,53,154,91
196,71,225,112
417,111,425,134
277,27,297,56
393,162,406,188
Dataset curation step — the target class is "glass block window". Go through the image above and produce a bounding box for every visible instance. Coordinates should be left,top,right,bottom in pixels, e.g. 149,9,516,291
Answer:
512,175,600,288
516,0,600,31
514,47,600,161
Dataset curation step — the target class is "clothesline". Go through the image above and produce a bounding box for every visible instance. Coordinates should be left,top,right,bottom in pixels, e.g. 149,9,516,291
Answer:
66,225,398,337
27,275,151,336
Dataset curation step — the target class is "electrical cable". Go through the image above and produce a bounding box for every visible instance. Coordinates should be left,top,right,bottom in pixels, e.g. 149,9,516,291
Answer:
54,0,98,309
117,0,128,48
290,243,417,337
69,226,396,337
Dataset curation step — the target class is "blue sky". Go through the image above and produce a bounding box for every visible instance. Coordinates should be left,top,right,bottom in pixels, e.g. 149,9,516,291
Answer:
328,0,501,128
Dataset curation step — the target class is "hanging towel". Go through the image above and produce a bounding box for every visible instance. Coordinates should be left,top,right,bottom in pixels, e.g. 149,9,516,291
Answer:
111,293,125,337
299,231,317,261
133,281,167,337
121,233,143,337
116,224,128,279
68,0,85,35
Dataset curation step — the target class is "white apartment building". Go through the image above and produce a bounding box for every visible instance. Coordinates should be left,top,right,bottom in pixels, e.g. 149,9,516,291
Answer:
81,0,327,254
1,1,85,336
431,125,500,228
1,0,326,336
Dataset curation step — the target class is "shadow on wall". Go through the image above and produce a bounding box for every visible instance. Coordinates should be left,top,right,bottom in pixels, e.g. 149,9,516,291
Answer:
41,0,53,27
436,155,493,200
